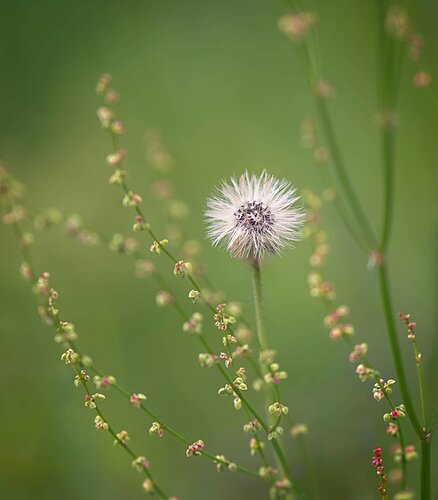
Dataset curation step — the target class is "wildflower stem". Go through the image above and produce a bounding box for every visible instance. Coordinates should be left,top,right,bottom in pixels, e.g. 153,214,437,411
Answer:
342,334,408,489
243,405,270,468
251,262,268,356
1,178,269,491
317,165,370,252
384,390,407,491
251,261,296,493
314,96,378,249
250,261,274,421
110,132,270,382
414,346,427,429
60,215,269,432
296,434,320,500
91,355,269,481
380,126,395,253
292,19,378,249
372,17,431,494
377,5,431,496
91,365,264,480
73,367,169,499
104,86,300,495
377,264,422,439
421,434,432,500
108,130,265,380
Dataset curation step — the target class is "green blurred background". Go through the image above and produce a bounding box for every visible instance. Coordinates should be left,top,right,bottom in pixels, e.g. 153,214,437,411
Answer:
1,0,437,498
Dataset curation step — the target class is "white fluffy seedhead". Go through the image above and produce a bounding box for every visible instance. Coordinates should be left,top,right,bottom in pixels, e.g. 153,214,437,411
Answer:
205,171,305,262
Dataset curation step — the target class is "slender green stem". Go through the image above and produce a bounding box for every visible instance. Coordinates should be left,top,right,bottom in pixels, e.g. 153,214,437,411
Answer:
291,16,378,250
251,262,268,356
73,366,169,499
105,89,301,495
413,345,427,428
374,5,432,498
318,165,370,252
384,389,407,491
251,261,296,494
296,434,320,500
76,351,264,481
8,218,266,488
377,264,422,438
314,97,378,249
60,213,271,435
250,262,274,423
421,434,432,500
380,125,395,252
111,131,265,381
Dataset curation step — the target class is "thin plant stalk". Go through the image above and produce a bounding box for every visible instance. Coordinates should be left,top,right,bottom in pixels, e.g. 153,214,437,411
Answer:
102,116,301,488
378,264,431,499
4,205,266,486
251,261,292,490
282,4,431,495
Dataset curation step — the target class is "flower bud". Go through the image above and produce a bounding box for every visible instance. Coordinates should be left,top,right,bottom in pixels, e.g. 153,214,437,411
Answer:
174,260,192,278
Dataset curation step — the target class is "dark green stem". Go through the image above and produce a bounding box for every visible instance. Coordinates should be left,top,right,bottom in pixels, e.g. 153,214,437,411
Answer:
421,433,432,500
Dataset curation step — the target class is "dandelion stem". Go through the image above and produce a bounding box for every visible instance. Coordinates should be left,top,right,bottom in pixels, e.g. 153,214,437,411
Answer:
251,262,268,356
251,261,296,493
251,262,273,424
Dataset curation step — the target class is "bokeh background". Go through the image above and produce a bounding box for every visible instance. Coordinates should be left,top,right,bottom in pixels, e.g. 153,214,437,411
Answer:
1,0,437,498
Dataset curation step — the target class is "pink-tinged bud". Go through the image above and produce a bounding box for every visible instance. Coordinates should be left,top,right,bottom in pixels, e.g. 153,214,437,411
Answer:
97,107,113,127
323,311,338,328
104,89,119,104
314,80,334,98
132,456,149,472
111,120,125,136
409,33,423,61
413,71,431,88
278,12,317,41
186,440,204,457
122,191,142,208
386,422,398,436
373,390,385,401
173,260,192,278
368,249,384,268
106,148,127,166
130,393,147,408
329,326,342,340
156,290,174,307
96,74,112,94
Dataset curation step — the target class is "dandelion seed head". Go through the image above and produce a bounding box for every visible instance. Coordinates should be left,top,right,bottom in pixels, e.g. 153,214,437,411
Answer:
205,171,305,262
